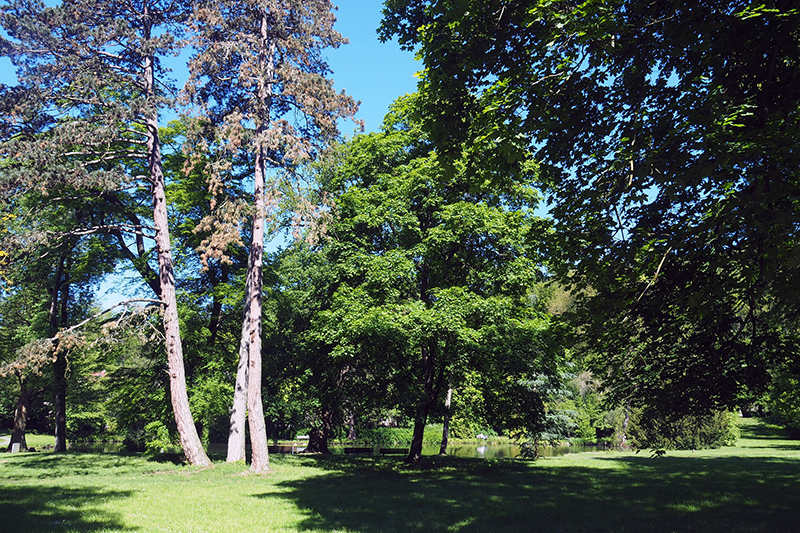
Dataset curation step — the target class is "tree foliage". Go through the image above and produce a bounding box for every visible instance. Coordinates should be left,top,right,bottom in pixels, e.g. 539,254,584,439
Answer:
380,0,800,423
0,0,211,465
311,95,559,462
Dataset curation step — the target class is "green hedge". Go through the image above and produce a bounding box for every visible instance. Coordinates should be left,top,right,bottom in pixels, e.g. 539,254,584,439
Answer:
628,410,739,450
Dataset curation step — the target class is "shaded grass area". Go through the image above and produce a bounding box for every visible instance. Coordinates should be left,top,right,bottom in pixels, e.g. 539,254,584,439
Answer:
1,418,799,532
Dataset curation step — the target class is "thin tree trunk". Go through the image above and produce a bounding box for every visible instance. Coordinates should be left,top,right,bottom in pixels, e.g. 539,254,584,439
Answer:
49,252,67,453
346,411,356,442
8,378,30,452
439,386,453,455
207,264,228,347
143,2,210,467
621,402,630,449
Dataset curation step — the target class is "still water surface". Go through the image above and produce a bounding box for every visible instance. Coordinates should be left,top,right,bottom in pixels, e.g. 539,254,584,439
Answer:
69,442,606,458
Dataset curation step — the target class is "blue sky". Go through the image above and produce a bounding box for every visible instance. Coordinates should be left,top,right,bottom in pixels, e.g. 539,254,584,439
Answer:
327,0,421,132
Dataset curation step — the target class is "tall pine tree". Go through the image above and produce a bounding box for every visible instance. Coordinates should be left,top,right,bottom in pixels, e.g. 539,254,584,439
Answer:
0,0,211,465
184,0,357,471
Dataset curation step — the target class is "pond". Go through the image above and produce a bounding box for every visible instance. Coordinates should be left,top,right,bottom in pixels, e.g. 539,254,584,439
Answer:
429,443,608,459
326,442,609,459
68,441,611,459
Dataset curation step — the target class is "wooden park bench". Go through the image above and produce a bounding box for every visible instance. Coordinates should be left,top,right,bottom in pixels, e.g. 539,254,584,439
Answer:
343,447,373,455
267,444,294,453
379,448,408,455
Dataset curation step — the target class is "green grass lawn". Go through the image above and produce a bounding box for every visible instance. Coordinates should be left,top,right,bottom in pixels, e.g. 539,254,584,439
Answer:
2,418,799,532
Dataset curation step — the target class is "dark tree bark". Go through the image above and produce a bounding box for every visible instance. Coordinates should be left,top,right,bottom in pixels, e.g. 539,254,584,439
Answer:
305,406,334,454
407,344,436,463
408,340,449,463
7,378,30,452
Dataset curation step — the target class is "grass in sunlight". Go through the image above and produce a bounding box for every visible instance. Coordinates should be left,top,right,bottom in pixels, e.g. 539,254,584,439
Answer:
1,418,799,532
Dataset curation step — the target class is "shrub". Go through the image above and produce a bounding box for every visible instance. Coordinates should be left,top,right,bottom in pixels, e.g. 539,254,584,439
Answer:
66,411,107,441
143,421,176,455
346,425,449,447
628,409,739,451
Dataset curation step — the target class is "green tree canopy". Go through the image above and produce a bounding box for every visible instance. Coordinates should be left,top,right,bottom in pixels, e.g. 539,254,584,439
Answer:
381,0,800,421
312,95,559,462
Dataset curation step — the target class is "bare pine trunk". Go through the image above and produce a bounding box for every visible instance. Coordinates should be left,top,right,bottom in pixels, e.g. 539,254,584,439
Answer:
225,310,250,463
245,142,269,472
240,8,279,474
226,274,251,463
143,10,210,465
150,142,210,467
150,140,210,466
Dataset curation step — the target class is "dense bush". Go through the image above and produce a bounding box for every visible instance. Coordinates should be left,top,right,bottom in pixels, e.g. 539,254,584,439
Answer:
66,411,107,441
767,365,800,433
627,409,739,451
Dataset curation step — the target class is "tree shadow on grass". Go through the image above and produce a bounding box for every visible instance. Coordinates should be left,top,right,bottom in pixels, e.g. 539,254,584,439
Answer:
739,419,797,441
0,485,135,531
3,452,158,479
260,454,800,532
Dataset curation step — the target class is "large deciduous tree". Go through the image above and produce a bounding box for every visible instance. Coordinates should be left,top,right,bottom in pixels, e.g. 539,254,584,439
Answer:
184,0,357,471
381,1,800,422
0,188,116,452
313,96,556,463
0,0,211,465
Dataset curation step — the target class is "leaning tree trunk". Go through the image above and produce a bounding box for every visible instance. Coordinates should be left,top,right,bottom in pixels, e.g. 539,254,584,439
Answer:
149,135,211,466
149,135,210,467
143,17,210,466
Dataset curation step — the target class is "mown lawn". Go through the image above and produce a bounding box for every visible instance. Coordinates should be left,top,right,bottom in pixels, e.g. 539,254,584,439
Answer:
1,418,799,532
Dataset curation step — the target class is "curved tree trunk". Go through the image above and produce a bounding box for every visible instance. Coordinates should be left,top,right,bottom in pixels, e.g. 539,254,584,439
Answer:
143,7,210,466
150,143,210,467
150,138,211,466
